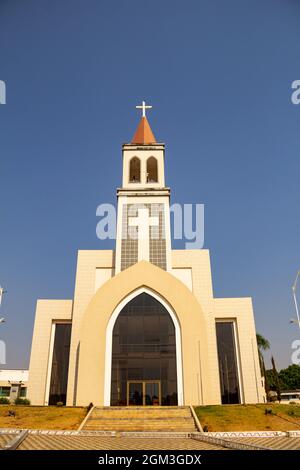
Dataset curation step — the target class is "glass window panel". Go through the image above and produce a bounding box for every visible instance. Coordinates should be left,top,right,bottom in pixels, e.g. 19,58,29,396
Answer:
0,387,10,397
128,383,143,405
145,382,160,405
216,322,240,404
20,387,27,398
48,323,72,406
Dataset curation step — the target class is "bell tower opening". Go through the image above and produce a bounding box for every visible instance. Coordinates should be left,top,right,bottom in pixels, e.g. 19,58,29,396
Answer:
129,157,141,183
147,157,158,183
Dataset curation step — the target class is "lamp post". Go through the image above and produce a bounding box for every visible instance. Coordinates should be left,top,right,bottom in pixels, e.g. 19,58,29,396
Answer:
0,286,6,324
291,271,300,330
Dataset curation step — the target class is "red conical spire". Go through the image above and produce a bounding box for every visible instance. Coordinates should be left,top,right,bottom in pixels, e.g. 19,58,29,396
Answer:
132,116,156,144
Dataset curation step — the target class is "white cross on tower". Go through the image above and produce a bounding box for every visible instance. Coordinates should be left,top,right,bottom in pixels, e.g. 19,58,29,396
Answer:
136,100,152,118
129,208,159,262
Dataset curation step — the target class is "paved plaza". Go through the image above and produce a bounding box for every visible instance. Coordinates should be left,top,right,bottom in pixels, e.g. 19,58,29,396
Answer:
1,430,300,451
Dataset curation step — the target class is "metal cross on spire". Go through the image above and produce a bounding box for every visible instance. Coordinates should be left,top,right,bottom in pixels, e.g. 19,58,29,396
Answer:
136,100,152,118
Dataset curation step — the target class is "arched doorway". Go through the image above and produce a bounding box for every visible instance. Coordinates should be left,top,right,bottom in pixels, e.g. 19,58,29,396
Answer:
109,291,180,406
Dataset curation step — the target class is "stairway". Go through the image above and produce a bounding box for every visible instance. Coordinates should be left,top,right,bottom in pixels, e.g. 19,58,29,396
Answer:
82,406,197,432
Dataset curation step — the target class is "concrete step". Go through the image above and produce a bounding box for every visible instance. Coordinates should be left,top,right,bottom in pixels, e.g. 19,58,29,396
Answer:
88,418,194,422
91,412,192,419
82,406,197,432
85,427,195,432
91,408,191,417
86,419,195,426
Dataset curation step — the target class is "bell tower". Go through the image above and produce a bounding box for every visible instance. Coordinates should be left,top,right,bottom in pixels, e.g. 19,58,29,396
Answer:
115,102,172,273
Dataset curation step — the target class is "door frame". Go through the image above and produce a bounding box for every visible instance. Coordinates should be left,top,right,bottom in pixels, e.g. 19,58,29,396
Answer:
127,380,162,406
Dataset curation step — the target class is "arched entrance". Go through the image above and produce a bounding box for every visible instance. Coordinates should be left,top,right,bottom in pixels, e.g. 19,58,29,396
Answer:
76,261,208,407
105,288,183,406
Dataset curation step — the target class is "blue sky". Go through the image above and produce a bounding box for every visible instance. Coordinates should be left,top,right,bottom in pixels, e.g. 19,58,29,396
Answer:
0,0,300,370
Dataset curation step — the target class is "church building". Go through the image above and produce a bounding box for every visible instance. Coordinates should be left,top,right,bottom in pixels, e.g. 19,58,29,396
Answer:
27,103,265,407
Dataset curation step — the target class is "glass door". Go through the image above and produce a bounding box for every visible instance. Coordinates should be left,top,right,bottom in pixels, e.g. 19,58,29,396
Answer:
127,382,143,405
145,381,160,406
127,381,161,406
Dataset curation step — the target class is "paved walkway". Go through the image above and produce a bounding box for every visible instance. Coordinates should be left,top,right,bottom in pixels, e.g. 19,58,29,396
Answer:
1,430,300,450
16,435,226,451
228,436,300,450
0,435,13,449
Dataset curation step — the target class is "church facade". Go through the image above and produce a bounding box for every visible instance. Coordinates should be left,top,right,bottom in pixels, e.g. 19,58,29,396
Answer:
28,105,265,407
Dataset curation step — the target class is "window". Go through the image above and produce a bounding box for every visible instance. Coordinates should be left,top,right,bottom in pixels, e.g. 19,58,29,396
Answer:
216,321,241,404
129,157,141,183
111,293,178,406
48,323,72,405
20,387,27,398
0,386,10,397
146,157,158,183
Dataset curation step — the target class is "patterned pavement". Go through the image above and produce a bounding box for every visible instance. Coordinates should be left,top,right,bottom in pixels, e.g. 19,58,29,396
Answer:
17,435,227,451
229,436,300,450
0,434,15,449
2,430,300,450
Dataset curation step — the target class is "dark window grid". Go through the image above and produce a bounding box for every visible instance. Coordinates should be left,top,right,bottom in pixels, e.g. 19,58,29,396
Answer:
111,293,178,406
48,324,72,406
216,322,240,404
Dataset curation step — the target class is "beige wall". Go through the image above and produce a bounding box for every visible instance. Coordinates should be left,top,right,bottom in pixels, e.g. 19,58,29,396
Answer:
172,249,214,309
0,370,28,382
27,300,73,405
0,380,28,387
67,250,114,406
172,249,222,403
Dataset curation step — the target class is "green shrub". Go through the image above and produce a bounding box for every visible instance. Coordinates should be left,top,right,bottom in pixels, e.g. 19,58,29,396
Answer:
0,397,10,404
14,398,30,405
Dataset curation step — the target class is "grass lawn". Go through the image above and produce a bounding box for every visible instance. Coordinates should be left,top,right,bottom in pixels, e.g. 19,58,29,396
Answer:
0,405,87,430
194,404,300,432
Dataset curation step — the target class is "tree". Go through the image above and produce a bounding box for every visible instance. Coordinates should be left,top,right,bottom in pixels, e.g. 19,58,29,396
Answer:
256,333,270,396
265,369,278,390
256,333,270,352
271,356,281,401
278,364,300,390
266,364,300,392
